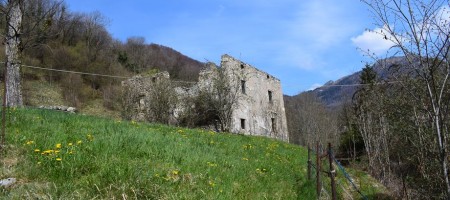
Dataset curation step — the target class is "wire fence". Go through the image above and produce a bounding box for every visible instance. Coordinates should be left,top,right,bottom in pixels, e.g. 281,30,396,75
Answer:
307,142,368,200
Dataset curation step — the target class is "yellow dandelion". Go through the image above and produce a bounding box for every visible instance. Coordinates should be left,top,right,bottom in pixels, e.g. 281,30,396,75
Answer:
68,143,73,146
55,143,62,149
87,134,94,141
26,141,34,145
172,170,179,175
207,162,218,167
69,151,74,154
56,158,62,161
54,150,60,154
42,150,54,154
34,149,40,153
77,140,82,145
208,180,215,187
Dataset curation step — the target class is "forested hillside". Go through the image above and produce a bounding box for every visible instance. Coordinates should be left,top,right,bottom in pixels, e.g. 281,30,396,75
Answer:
0,0,204,110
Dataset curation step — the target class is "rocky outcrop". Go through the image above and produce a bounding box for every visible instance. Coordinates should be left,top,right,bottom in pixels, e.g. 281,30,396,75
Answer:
38,105,76,113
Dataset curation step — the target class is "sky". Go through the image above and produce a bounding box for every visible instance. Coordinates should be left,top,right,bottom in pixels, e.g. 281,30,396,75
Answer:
64,0,391,96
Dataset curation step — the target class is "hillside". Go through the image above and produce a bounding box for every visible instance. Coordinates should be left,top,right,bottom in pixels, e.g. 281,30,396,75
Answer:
308,56,408,108
0,1,205,111
0,109,387,199
117,40,205,81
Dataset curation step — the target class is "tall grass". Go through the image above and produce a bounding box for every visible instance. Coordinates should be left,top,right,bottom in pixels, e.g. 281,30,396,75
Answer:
0,109,316,199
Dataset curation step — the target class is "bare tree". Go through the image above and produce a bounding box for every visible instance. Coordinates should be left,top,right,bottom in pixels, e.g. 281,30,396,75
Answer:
147,75,177,124
1,0,62,107
362,0,450,197
4,0,23,107
197,62,244,132
353,65,391,183
285,92,339,146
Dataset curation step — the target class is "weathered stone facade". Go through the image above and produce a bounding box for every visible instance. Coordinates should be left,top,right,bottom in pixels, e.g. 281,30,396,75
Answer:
122,54,289,142
219,55,289,141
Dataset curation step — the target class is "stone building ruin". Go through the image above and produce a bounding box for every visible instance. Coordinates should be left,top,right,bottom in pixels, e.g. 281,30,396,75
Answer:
122,54,289,142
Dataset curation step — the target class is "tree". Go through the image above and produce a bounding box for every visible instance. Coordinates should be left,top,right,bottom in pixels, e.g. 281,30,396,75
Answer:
146,74,177,124
284,92,339,147
362,0,450,197
2,0,62,107
196,62,243,132
353,64,391,183
4,0,23,107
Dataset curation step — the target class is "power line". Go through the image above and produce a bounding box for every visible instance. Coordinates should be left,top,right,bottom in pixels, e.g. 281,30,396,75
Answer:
282,80,402,90
5,62,402,88
18,62,198,84
20,64,130,79
316,81,402,88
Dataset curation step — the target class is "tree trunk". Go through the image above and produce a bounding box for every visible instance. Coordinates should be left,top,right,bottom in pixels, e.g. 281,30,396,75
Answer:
5,0,23,107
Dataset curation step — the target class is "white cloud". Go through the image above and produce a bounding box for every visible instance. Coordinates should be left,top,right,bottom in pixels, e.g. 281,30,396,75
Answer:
273,0,365,71
434,5,450,33
292,1,360,49
351,26,396,55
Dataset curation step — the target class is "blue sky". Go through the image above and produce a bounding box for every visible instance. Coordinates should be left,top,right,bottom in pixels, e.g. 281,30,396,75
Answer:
65,0,389,96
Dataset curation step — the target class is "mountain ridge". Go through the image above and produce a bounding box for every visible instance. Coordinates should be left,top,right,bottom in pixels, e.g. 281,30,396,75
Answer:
288,56,410,108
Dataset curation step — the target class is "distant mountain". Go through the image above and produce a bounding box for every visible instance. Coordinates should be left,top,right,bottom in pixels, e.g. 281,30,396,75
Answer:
289,56,410,108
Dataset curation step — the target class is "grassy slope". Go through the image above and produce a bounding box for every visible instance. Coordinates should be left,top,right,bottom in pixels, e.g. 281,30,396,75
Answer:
21,79,121,119
0,108,389,199
1,109,316,199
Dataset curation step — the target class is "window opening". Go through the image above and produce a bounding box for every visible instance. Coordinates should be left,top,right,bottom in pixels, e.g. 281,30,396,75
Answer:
241,119,246,129
241,80,246,94
271,118,276,132
268,90,273,103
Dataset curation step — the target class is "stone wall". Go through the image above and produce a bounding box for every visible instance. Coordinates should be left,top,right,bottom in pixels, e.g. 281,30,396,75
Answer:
121,71,171,122
220,55,289,141
122,55,289,142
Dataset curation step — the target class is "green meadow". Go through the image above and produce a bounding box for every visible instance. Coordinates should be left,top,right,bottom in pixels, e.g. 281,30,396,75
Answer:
0,108,315,199
0,108,386,199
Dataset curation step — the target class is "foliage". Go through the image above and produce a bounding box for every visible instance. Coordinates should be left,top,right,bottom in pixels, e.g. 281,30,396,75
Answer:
284,92,339,147
344,59,450,198
191,65,243,132
0,0,204,114
357,0,450,198
146,77,178,124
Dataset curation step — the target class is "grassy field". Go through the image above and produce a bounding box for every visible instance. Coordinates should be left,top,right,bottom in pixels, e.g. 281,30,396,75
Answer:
0,108,388,199
0,108,316,199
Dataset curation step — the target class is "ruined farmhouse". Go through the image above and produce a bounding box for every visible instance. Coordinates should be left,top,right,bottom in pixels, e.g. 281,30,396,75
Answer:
122,54,289,141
